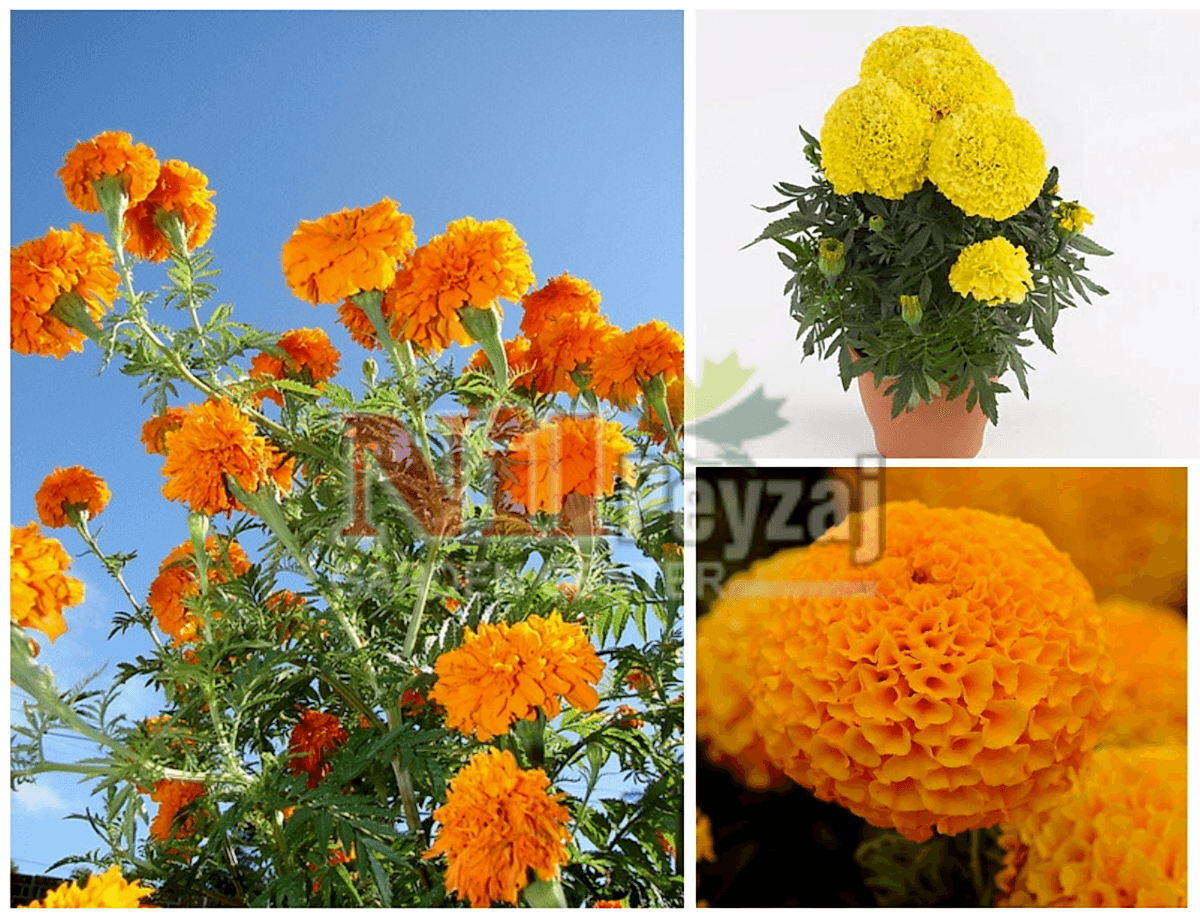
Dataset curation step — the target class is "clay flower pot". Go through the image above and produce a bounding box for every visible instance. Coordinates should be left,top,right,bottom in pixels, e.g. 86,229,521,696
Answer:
851,350,990,458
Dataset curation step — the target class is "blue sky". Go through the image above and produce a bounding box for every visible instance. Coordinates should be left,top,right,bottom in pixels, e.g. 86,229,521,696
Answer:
9,10,682,878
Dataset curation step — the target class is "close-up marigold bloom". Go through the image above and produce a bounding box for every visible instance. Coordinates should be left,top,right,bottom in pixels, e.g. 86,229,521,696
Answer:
1096,596,1187,747
35,465,110,528
859,25,979,80
948,237,1034,307
140,406,188,456
589,320,684,410
698,502,1114,843
11,224,119,359
528,310,620,395
281,197,416,305
16,865,155,909
1055,200,1094,235
10,522,84,643
995,745,1186,907
384,216,535,353
888,48,1013,122
927,103,1047,220
519,272,603,340
249,327,342,406
288,708,349,789
57,130,160,213
431,610,604,741
500,416,634,516
123,159,216,261
160,398,294,515
820,76,934,200
424,747,571,908
146,535,250,645
149,778,206,844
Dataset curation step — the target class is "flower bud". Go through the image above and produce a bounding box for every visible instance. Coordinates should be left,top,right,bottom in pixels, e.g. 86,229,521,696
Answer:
817,238,845,281
900,294,922,326
1054,201,1093,238
460,304,508,386
869,215,885,233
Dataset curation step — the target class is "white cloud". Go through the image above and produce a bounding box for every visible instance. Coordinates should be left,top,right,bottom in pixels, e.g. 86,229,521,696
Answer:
11,782,69,815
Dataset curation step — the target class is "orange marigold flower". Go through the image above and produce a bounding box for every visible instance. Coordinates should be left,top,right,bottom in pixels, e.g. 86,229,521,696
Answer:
11,224,119,359
594,900,627,908
160,399,293,516
384,216,535,353
431,611,604,741
149,778,206,844
57,130,160,212
146,535,250,646
698,502,1114,843
996,745,1186,907
1097,596,1187,747
288,708,349,789
123,159,216,261
696,809,717,863
625,669,655,693
140,406,188,456
249,327,342,406
10,522,84,643
424,747,571,908
519,272,603,340
590,320,684,410
501,416,634,516
35,465,110,528
528,311,620,396
614,704,644,729
16,865,155,909
640,375,684,447
281,197,416,305
656,830,676,858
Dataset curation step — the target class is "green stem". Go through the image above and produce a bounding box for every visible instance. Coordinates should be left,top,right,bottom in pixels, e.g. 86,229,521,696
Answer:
403,536,444,659
73,515,164,652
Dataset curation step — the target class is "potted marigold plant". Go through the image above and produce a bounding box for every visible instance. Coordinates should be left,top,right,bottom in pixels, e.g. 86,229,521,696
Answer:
753,25,1112,457
11,131,684,907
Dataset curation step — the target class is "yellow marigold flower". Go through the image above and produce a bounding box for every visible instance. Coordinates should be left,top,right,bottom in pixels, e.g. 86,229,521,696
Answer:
589,320,684,410
519,272,603,340
431,610,604,741
249,327,342,406
288,708,349,789
859,25,979,80
820,76,934,200
11,225,119,359
888,48,1013,122
146,535,250,646
16,865,155,909
996,745,1186,907
123,159,216,261
424,747,571,908
140,406,188,456
528,310,620,396
698,502,1114,843
160,399,294,516
948,237,1033,306
501,416,634,516
281,197,416,305
640,375,684,448
35,465,110,528
1096,597,1186,747
696,809,717,863
57,130,160,213
1055,200,1094,235
149,778,206,844
10,522,84,643
384,216,535,353
928,103,1046,220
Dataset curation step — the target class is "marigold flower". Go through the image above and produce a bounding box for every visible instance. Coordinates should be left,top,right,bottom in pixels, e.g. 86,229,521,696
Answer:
288,708,349,789
697,502,1114,843
589,320,684,411
1054,200,1094,235
123,159,216,261
595,900,627,907
859,25,980,80
1096,597,1186,747
57,130,160,213
147,535,250,646
384,216,535,353
424,747,571,908
10,522,83,643
140,406,188,455
888,48,1013,122
501,416,634,516
928,103,1046,220
149,778,206,844
35,465,110,528
431,611,603,741
996,745,1186,907
625,669,655,693
281,197,416,305
696,809,717,863
249,327,342,406
11,224,119,358
16,865,155,909
820,76,934,199
614,704,644,729
948,237,1033,307
160,399,293,516
528,310,620,395
519,272,603,339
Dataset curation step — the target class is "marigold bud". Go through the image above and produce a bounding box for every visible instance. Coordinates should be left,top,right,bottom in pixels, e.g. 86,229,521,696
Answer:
868,215,885,233
900,294,922,325
817,238,845,281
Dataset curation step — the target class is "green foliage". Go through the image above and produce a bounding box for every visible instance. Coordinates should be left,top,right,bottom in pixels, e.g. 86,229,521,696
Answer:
855,825,1007,907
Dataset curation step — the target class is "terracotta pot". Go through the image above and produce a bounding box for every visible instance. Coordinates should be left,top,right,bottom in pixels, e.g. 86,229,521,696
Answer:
850,350,990,458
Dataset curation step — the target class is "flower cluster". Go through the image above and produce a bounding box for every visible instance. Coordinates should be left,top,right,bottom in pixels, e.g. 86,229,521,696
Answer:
35,465,111,528
17,865,155,909
10,522,84,643
123,158,216,261
697,502,1114,842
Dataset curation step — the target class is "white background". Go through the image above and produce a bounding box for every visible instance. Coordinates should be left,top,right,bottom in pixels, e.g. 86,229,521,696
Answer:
694,10,1200,461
